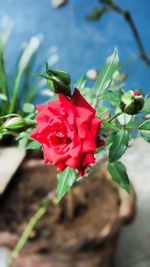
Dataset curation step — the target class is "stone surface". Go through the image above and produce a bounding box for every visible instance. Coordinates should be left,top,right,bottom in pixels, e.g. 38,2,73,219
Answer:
0,247,10,267
0,147,25,194
115,138,150,267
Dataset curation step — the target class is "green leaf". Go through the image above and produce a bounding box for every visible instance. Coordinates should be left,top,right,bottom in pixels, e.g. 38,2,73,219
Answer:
141,98,150,113
126,116,144,129
0,21,10,96
57,167,76,202
16,129,31,149
86,6,109,21
140,130,150,143
94,146,106,158
27,140,41,150
139,119,150,130
96,105,108,114
17,35,42,77
94,48,120,97
9,35,42,114
95,132,115,155
102,90,120,106
103,121,120,130
80,88,94,105
96,105,110,120
18,137,28,150
0,52,7,96
139,119,150,143
23,103,35,113
109,130,129,162
105,133,115,148
117,112,131,126
75,75,87,91
107,161,130,192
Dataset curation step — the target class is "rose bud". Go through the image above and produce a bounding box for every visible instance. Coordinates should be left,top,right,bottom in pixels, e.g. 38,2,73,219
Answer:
3,117,36,132
120,89,145,115
46,63,71,97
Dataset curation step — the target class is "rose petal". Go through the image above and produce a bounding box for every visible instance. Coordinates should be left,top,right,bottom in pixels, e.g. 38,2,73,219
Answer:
68,145,81,158
82,153,95,167
56,162,66,171
36,104,45,112
31,88,103,176
58,94,75,125
82,131,96,153
72,89,95,122
49,148,69,164
65,157,79,169
42,144,52,163
91,117,102,139
30,122,50,145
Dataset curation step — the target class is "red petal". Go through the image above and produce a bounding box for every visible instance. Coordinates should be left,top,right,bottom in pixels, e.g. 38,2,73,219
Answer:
82,131,96,153
56,162,66,171
49,148,69,164
72,89,95,122
30,122,50,145
65,157,79,169
36,104,45,112
82,153,95,167
42,144,52,163
58,93,75,125
91,117,102,139
68,145,81,158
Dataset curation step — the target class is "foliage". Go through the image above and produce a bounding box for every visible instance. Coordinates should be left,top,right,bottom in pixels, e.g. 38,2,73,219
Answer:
57,167,76,201
1,48,150,202
0,25,42,118
2,48,150,267
107,161,130,192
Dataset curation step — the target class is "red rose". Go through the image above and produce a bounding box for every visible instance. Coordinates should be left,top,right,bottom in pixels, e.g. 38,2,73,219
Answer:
31,89,103,175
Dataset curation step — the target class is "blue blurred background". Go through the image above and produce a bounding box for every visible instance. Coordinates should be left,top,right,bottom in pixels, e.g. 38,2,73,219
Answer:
0,0,150,93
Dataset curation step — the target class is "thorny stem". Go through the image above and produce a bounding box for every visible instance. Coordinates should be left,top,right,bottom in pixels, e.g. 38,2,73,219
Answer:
7,189,56,267
100,0,150,65
7,167,96,267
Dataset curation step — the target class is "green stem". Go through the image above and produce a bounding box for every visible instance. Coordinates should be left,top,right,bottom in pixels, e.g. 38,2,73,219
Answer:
9,72,21,114
93,97,98,109
7,190,56,267
0,114,20,120
7,164,97,267
108,111,123,122
7,155,105,267
24,118,37,127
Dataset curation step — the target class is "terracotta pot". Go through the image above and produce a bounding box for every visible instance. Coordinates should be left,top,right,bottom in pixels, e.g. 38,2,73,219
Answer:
0,158,136,267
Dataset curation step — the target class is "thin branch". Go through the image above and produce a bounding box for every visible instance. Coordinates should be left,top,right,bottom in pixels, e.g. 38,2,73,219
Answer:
7,189,56,267
7,157,104,267
107,110,123,123
102,0,150,65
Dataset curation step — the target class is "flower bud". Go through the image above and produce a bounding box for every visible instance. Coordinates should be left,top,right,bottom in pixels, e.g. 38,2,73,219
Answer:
3,117,36,132
120,89,144,115
46,63,71,97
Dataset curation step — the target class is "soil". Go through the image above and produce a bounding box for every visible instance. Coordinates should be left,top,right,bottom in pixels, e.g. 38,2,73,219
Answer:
0,158,126,267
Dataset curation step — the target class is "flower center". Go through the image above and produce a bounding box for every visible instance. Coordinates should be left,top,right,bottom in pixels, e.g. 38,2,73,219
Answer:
49,119,71,146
